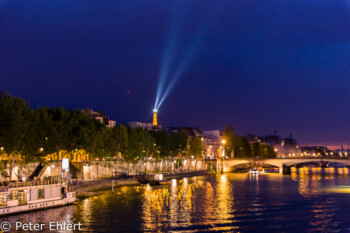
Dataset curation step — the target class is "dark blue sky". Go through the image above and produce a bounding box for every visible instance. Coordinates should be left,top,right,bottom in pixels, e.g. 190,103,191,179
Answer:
1,0,350,146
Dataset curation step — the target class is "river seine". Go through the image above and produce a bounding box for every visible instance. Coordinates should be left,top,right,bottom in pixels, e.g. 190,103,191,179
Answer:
3,173,350,232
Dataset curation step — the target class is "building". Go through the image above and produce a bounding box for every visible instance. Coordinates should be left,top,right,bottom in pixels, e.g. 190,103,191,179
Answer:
246,134,260,144
334,146,350,157
129,109,163,131
169,127,203,138
280,135,301,157
129,121,154,131
203,130,222,158
300,146,327,157
81,108,116,128
108,120,116,128
260,133,301,157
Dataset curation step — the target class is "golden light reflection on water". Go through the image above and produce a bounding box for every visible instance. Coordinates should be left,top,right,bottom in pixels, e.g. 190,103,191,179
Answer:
9,173,350,232
267,172,347,232
291,167,349,175
290,171,350,197
214,175,233,223
141,184,170,231
80,198,92,224
295,173,323,197
201,180,215,224
140,178,195,231
139,175,238,232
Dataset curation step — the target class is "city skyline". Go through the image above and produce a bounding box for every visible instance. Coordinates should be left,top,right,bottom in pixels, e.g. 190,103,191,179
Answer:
1,0,350,146
1,1,350,232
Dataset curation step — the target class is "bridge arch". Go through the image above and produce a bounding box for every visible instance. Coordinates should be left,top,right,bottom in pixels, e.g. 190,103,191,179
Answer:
222,158,350,174
223,159,281,173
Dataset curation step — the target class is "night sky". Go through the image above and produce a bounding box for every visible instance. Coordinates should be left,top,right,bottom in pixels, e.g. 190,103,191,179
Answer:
1,0,350,146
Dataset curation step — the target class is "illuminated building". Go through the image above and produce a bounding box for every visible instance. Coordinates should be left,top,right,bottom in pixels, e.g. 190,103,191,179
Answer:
153,109,158,126
202,130,228,158
129,109,162,131
129,121,153,131
260,133,301,157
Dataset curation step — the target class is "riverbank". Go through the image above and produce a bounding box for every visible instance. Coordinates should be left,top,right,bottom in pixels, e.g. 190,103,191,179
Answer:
75,170,211,198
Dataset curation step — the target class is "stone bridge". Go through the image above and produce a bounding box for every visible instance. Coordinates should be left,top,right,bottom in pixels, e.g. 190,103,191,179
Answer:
216,158,350,174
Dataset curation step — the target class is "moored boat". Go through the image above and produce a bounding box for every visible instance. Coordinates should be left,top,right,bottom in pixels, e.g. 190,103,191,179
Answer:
136,174,169,185
0,179,76,216
249,168,265,175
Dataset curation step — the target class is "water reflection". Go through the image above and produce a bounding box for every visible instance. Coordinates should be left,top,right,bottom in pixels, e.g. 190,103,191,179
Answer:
291,167,349,175
3,174,350,232
214,175,233,223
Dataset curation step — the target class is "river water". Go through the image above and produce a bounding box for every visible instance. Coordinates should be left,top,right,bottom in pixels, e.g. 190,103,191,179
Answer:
3,173,350,232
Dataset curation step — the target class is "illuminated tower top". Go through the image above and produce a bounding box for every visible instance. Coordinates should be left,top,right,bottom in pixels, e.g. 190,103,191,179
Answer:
153,109,158,126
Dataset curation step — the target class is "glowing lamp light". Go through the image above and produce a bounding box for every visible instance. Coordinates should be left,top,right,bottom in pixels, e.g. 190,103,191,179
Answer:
153,109,157,113
222,140,226,144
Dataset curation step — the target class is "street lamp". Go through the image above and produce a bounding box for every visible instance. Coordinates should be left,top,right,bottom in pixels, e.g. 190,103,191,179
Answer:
201,137,204,158
221,140,226,159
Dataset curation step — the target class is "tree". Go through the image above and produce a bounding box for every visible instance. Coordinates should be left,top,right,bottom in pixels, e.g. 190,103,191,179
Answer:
34,107,63,160
259,144,277,158
252,142,260,158
0,91,37,180
223,125,236,158
125,128,154,161
124,127,154,174
177,129,188,157
150,129,188,159
84,119,108,159
151,130,171,158
108,124,128,157
104,124,129,174
44,107,78,160
188,137,203,159
251,142,277,158
238,136,252,158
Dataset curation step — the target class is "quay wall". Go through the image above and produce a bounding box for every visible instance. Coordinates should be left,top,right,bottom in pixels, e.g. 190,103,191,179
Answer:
0,160,208,181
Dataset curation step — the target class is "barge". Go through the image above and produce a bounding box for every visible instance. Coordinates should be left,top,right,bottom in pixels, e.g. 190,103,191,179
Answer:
136,173,169,185
0,179,76,216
